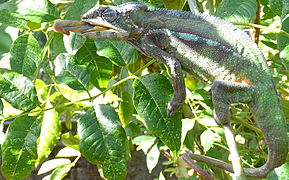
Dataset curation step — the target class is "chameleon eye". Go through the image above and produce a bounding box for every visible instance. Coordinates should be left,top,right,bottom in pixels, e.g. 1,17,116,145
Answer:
101,8,118,22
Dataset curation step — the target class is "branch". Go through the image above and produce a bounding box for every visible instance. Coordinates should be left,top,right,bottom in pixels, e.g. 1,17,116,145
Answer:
223,124,246,180
182,153,214,180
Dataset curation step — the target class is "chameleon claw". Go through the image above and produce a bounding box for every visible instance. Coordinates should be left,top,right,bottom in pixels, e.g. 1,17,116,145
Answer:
167,99,182,116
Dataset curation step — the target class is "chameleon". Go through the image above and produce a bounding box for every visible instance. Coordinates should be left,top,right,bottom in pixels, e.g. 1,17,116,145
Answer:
53,2,288,178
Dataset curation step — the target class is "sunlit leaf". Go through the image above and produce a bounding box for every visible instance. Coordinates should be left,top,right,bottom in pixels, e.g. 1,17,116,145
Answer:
34,79,48,103
181,118,195,144
50,163,73,180
163,0,187,10
36,100,61,166
61,132,80,151
146,144,160,173
118,69,134,126
132,135,156,154
56,147,80,157
38,158,71,175
200,129,221,153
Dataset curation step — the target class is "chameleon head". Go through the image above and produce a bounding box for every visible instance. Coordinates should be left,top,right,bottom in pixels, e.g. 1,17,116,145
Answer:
53,2,147,40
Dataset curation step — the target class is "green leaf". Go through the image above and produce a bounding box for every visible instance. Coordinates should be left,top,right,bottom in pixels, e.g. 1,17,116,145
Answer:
119,89,134,126
268,162,289,179
124,122,141,137
200,129,220,153
64,0,97,20
36,100,61,166
35,79,48,102
1,116,41,179
50,163,73,180
78,104,128,180
163,0,187,10
56,84,90,103
0,10,31,30
63,32,86,55
76,39,112,89
38,158,71,175
200,129,214,153
52,33,67,56
0,68,39,111
94,40,139,66
146,144,160,173
56,147,80,157
215,0,257,23
0,25,12,57
184,130,195,151
132,135,156,154
54,53,90,91
61,132,80,151
274,162,289,179
0,0,59,23
0,0,8,4
133,73,182,154
280,45,289,71
269,0,289,18
277,16,289,51
0,99,3,116
10,33,41,78
181,118,195,144
118,69,134,126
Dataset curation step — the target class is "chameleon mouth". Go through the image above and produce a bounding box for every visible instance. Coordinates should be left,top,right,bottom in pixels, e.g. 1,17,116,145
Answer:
53,20,120,35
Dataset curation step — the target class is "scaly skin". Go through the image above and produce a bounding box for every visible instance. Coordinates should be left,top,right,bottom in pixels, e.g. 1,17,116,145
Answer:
53,2,288,178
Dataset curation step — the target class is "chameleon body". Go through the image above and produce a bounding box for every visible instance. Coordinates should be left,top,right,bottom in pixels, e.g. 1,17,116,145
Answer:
53,2,288,178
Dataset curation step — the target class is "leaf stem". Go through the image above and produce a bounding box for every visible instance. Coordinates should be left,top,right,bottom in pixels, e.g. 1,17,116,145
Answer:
131,59,156,76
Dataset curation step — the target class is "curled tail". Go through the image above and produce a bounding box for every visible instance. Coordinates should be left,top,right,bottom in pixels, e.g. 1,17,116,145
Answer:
188,90,288,178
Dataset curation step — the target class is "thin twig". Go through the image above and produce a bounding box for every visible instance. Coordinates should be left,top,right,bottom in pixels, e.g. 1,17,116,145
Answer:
253,0,261,43
1,75,138,121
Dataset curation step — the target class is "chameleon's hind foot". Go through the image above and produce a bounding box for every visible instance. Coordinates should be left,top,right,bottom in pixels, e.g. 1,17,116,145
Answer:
213,108,231,125
211,80,255,125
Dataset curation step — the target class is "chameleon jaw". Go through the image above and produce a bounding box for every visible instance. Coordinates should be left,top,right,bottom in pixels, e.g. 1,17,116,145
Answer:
82,18,120,32
53,19,122,35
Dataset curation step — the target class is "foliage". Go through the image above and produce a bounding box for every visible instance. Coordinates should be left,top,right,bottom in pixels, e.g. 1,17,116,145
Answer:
0,0,288,179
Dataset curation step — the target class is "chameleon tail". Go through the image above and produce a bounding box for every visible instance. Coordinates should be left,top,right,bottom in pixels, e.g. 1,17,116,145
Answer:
186,146,285,178
187,90,288,178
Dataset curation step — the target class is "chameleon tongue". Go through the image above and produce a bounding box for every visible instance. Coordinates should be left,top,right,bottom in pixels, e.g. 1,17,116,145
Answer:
53,20,95,35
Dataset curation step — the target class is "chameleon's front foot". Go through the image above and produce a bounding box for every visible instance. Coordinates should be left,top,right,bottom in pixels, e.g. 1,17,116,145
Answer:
167,100,180,116
167,96,185,116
